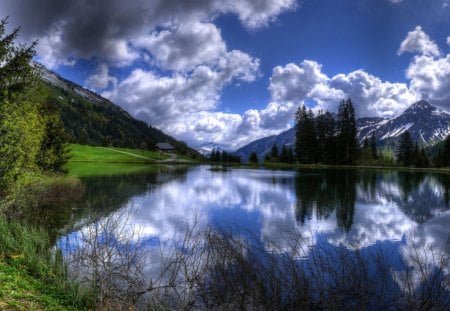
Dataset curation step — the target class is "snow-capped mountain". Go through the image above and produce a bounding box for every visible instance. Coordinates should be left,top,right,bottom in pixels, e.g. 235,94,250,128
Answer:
235,100,450,161
196,142,228,156
358,100,450,145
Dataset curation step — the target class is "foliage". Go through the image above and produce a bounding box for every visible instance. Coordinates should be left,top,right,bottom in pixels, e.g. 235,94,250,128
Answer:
295,105,317,163
396,131,414,167
249,151,259,163
36,100,70,172
0,18,69,194
279,144,294,163
315,110,337,164
209,149,241,163
0,218,93,309
336,98,358,164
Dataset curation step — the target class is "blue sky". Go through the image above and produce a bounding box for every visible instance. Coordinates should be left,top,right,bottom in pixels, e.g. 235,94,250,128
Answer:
2,0,450,149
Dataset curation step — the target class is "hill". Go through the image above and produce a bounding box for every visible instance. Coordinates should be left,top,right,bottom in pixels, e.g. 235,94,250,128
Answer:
36,63,202,159
235,100,450,161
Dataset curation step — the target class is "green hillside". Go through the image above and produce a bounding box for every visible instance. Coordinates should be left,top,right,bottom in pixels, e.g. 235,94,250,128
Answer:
38,65,203,159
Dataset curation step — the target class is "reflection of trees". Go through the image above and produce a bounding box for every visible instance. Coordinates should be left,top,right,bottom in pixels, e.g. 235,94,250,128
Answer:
27,166,188,241
295,170,357,232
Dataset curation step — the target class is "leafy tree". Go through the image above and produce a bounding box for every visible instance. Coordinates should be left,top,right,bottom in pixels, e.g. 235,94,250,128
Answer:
36,101,70,172
0,18,44,191
336,99,358,164
396,131,414,167
295,106,317,164
249,151,259,164
315,111,336,164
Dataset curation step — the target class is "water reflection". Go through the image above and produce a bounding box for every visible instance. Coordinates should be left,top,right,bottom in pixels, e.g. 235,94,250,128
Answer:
59,166,450,274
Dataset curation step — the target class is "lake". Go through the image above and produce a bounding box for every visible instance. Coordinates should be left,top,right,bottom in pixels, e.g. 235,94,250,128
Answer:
55,165,450,308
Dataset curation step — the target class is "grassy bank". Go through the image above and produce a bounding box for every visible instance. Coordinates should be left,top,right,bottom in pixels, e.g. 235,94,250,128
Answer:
68,144,169,163
0,218,93,310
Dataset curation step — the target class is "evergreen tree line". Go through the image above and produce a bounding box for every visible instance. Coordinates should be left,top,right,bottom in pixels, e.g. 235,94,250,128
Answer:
0,18,68,194
209,150,241,163
395,131,429,168
295,98,429,168
264,143,295,163
295,99,360,165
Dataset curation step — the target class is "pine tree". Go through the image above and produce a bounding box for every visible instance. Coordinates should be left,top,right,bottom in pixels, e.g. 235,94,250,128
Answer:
336,98,358,165
270,143,279,161
359,138,372,165
396,131,414,167
249,151,259,164
370,131,378,160
280,144,289,163
315,111,336,164
295,106,317,163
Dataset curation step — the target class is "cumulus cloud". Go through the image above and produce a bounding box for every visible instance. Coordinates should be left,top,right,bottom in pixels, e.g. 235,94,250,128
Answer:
0,0,297,68
137,21,226,72
267,60,416,118
330,70,417,117
397,26,441,57
269,60,329,103
406,54,450,107
85,64,118,90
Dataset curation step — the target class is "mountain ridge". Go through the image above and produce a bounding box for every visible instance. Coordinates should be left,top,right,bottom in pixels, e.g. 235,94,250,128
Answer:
234,100,450,161
36,63,202,158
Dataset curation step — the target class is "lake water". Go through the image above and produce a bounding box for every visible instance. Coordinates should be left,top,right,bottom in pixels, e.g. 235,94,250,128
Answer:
55,165,450,306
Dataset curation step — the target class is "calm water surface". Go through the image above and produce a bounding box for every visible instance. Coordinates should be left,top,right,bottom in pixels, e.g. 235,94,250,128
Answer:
57,165,450,277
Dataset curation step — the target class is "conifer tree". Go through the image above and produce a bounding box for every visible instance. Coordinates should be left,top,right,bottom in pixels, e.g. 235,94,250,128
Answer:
396,131,414,167
336,99,358,165
370,131,378,160
270,143,279,160
249,151,259,164
315,111,336,164
295,106,317,163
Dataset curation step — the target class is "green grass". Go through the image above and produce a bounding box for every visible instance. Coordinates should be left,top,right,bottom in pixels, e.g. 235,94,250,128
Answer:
0,260,83,311
68,144,169,163
0,218,92,310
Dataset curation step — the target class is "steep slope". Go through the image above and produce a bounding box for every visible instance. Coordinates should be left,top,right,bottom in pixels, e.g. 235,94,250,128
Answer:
359,100,450,146
36,63,201,158
235,100,450,161
234,128,295,161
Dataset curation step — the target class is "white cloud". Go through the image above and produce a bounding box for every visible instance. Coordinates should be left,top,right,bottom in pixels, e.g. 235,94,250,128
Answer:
137,21,226,71
267,61,417,118
447,36,450,46
85,64,118,90
269,60,329,103
406,54,450,107
330,70,417,117
220,0,297,30
398,26,441,57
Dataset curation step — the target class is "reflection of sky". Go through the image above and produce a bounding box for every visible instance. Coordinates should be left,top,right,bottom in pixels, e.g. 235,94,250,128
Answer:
60,167,450,281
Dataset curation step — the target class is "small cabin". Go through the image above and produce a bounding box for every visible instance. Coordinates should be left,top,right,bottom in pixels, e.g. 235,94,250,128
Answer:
156,142,176,153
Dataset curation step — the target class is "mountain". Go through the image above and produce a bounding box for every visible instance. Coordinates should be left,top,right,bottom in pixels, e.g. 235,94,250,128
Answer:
358,100,450,146
234,128,295,161
196,142,227,156
235,100,450,161
36,63,202,158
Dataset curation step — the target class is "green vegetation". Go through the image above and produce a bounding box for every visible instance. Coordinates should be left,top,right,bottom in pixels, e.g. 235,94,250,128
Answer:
40,66,204,160
0,219,92,310
68,144,169,163
0,18,69,196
